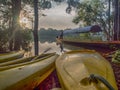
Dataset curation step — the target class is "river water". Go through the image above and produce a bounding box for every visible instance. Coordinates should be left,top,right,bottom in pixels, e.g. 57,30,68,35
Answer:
28,41,67,56
31,42,65,55
28,41,83,56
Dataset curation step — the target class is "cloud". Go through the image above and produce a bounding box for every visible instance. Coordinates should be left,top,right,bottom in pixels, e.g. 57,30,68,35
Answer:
39,3,78,30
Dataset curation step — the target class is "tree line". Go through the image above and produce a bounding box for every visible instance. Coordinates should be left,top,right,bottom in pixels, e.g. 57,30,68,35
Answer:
39,28,61,43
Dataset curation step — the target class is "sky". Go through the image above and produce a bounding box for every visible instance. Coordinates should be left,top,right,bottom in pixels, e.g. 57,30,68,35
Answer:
38,3,79,30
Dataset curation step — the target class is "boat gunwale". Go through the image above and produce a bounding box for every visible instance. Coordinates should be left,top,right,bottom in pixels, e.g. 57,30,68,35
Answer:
0,51,24,63
0,53,57,71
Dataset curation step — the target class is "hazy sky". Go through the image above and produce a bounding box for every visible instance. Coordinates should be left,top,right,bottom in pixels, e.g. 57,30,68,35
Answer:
39,3,79,30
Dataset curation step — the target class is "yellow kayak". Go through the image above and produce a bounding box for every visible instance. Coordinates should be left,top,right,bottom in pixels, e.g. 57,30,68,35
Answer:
0,51,24,63
55,50,118,90
0,53,53,68
0,53,58,90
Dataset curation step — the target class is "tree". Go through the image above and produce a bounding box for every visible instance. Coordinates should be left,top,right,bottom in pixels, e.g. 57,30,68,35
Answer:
0,0,22,50
11,0,21,50
0,0,33,52
33,0,39,55
113,0,120,40
72,0,114,41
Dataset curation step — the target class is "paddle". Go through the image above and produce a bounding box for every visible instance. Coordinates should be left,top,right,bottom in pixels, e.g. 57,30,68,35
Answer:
31,47,52,61
42,47,51,54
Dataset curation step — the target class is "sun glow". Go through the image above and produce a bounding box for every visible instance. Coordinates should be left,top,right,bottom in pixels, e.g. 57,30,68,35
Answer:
20,17,28,23
19,17,29,28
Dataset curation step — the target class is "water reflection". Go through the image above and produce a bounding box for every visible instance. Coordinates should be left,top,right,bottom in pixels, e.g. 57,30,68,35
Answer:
30,42,65,56
38,42,62,54
30,38,83,56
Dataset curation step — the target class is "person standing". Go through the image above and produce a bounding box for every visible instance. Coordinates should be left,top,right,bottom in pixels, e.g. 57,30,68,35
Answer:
56,36,64,52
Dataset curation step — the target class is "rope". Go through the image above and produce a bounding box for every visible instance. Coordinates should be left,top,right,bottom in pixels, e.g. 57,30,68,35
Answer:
89,74,114,90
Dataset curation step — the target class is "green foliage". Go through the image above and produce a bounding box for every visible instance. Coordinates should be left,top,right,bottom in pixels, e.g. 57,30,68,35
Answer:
0,28,9,52
0,0,12,27
20,29,33,51
53,0,64,3
13,28,33,51
22,0,34,4
0,27,32,52
66,0,80,14
73,0,105,25
0,0,11,5
73,0,113,40
39,1,52,9
112,49,120,63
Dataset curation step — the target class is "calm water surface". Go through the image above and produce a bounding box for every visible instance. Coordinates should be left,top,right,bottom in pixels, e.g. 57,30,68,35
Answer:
29,41,83,56
30,42,67,56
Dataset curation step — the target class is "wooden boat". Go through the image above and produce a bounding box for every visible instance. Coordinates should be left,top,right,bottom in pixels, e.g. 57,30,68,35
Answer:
0,51,24,63
63,40,120,51
0,53,58,90
61,25,120,52
55,50,118,90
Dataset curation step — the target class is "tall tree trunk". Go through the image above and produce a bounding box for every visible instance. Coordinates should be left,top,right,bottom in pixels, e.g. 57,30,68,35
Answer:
9,17,13,51
118,0,120,40
108,0,111,41
9,0,21,51
33,0,39,55
113,0,120,40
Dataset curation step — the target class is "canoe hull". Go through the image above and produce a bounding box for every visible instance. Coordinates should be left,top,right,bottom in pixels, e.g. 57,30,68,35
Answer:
0,51,24,63
0,53,58,90
56,50,118,90
7,64,55,90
